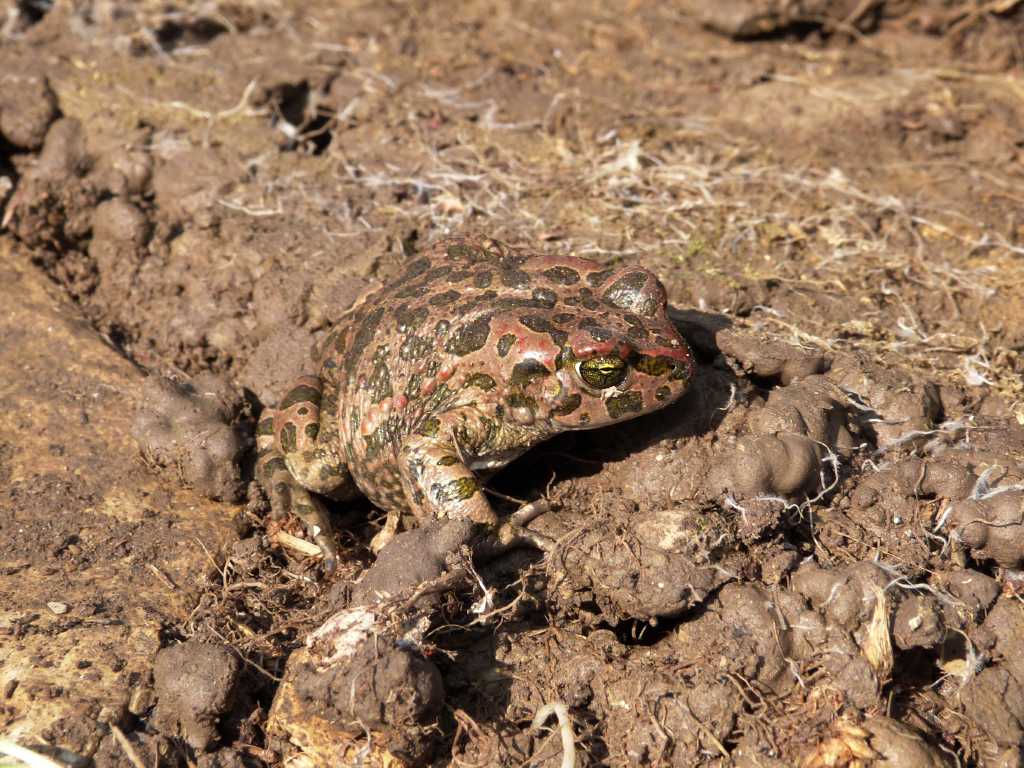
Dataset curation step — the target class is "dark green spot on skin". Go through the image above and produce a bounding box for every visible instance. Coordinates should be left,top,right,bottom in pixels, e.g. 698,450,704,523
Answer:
257,417,274,436
480,416,497,445
519,314,555,335
430,289,461,306
510,359,550,387
445,314,492,356
507,392,537,410
400,335,433,361
426,265,453,281
551,393,582,416
635,355,674,377
363,415,403,462
348,307,385,371
395,282,426,299
407,457,425,482
501,267,531,288
447,243,484,261
555,346,577,371
587,268,615,287
279,423,298,453
447,269,473,283
464,373,497,391
496,333,516,357
405,372,424,399
456,290,498,316
297,406,309,416
544,266,581,284
367,361,392,404
473,271,493,288
261,456,288,475
554,313,574,324
280,385,321,410
604,271,660,317
579,317,613,342
582,296,600,311
319,463,343,480
417,417,440,437
438,455,459,466
402,258,431,281
655,386,671,401
606,390,644,419
531,287,558,308
578,413,591,425
432,476,480,503
394,305,429,332
304,423,319,440
435,319,451,336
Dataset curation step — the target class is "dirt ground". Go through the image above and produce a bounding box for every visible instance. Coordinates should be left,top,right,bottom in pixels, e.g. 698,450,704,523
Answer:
2,0,1024,766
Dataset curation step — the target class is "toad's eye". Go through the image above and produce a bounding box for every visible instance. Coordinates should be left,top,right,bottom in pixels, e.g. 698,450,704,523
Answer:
577,356,628,389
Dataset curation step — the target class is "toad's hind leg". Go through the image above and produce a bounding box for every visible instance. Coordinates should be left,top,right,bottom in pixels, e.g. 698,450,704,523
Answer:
256,374,358,572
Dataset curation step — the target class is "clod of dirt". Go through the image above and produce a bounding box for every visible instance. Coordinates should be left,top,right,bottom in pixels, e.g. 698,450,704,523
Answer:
802,717,951,768
496,629,742,766
301,621,443,732
6,117,96,257
151,148,239,225
88,198,151,301
240,268,370,404
267,650,410,767
892,594,943,650
93,148,152,198
0,74,59,150
675,582,832,695
829,355,943,449
717,327,830,385
270,607,443,764
944,568,1000,621
546,500,738,622
851,457,977,511
35,116,90,181
950,488,1024,569
706,375,857,501
959,667,1024,765
862,717,951,767
132,373,251,502
151,641,241,751
791,561,890,633
348,519,475,607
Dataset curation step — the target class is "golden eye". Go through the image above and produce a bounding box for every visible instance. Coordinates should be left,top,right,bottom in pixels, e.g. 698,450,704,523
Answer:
577,356,627,389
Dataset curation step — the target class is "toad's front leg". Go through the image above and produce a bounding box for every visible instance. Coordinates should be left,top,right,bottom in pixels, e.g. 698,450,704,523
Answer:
397,412,500,528
396,408,553,552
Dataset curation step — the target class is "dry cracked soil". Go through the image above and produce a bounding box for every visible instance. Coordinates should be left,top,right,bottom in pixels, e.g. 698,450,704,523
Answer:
2,1,1024,766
